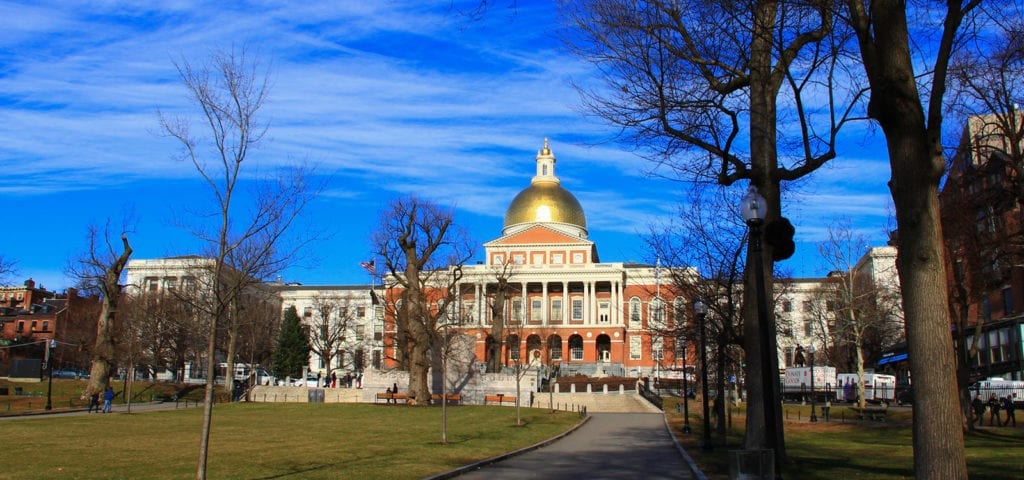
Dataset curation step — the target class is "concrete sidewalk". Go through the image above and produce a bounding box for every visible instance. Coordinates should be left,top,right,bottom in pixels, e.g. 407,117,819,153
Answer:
445,413,702,480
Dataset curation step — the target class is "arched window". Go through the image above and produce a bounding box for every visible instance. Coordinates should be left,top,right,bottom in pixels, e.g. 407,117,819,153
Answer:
649,297,665,327
630,297,642,325
568,334,584,361
507,334,521,362
673,297,686,328
548,335,563,360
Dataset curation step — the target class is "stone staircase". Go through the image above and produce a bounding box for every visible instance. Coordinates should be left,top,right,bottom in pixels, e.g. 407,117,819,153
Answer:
536,391,661,413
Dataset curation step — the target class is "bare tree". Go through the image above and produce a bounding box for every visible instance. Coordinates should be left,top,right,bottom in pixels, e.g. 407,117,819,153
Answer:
563,0,864,456
948,9,1024,203
840,1,985,476
485,260,518,373
0,256,15,284
813,222,903,409
372,196,474,405
66,221,133,399
648,185,747,442
308,294,355,378
159,47,316,480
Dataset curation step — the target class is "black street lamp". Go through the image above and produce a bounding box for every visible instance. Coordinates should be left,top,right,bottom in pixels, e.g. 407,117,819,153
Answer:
695,299,712,450
680,337,691,434
45,338,56,411
741,185,784,478
808,344,818,422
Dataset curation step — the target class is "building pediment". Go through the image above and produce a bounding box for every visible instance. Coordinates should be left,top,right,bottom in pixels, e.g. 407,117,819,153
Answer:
486,224,592,248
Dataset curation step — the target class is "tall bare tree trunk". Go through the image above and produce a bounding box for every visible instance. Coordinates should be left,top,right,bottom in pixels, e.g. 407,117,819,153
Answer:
86,234,133,396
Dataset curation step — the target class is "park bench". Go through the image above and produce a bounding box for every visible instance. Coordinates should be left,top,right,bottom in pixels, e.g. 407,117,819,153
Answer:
430,393,463,405
375,392,409,404
484,394,516,406
851,406,888,421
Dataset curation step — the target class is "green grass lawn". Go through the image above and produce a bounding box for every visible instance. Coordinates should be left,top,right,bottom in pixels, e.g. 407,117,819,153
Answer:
664,397,1024,480
1,403,581,480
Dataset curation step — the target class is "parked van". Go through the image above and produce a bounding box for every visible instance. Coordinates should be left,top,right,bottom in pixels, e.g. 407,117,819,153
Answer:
971,378,1024,406
782,366,836,402
837,373,896,404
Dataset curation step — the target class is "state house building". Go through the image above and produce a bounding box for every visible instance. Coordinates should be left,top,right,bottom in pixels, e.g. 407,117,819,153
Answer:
383,141,695,376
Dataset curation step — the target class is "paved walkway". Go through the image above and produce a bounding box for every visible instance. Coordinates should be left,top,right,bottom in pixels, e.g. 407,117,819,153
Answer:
452,413,699,480
0,400,201,421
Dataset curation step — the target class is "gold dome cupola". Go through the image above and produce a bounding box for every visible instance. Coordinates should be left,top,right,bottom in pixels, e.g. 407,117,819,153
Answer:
502,139,588,238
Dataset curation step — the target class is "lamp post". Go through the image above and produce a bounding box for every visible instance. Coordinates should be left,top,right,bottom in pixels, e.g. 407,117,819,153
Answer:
681,337,691,434
695,299,711,450
741,184,783,477
808,344,818,422
45,338,56,411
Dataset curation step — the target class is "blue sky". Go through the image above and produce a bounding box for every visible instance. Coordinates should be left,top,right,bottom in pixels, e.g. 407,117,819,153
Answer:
0,1,895,291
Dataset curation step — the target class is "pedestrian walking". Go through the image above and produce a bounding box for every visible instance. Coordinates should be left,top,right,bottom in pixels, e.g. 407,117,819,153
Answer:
1003,396,1016,427
988,393,1002,426
102,386,115,413
88,391,100,413
972,395,986,426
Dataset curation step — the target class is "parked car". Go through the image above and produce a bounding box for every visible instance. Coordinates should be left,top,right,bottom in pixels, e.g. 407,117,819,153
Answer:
52,369,89,379
290,375,320,387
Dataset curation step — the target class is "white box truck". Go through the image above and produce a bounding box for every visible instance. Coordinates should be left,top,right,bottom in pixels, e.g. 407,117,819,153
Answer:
971,378,1024,406
837,373,897,404
782,366,837,402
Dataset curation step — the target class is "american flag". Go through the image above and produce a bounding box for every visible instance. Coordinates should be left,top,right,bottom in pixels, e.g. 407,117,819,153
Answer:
360,259,375,274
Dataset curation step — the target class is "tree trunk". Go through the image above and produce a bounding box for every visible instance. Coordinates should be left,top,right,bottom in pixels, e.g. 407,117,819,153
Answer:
888,131,967,478
488,286,506,373
742,0,785,462
407,315,432,405
86,301,117,396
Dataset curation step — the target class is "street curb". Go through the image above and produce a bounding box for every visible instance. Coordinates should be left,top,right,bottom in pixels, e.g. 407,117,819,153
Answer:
421,414,592,480
663,412,709,480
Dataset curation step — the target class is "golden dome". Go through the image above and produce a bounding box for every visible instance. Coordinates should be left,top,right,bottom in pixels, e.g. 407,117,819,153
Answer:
504,182,587,229
502,139,588,233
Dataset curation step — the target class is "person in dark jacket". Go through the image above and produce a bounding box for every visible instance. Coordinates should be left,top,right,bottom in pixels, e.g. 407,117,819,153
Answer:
88,391,100,413
1003,396,1016,427
972,395,986,426
988,393,1002,426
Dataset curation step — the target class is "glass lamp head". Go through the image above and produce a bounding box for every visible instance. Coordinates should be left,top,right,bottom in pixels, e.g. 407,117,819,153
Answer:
740,184,767,223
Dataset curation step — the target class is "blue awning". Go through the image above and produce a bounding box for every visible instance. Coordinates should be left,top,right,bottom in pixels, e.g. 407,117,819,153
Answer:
877,353,908,366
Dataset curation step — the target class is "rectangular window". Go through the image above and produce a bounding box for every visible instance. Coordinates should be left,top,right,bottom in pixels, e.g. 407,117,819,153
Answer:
552,253,564,264
511,299,522,323
303,307,313,318
165,277,177,291
550,299,562,321
16,321,24,332
572,253,584,263
652,337,663,360
803,320,813,337
630,336,642,360
513,254,525,264
356,325,365,341
1003,288,1014,315
531,299,543,321
42,321,49,331
147,277,159,292
572,299,583,320
463,302,476,323
357,306,366,317
782,300,792,312
493,253,505,265
532,253,545,264
802,300,813,313
989,330,1001,363
31,321,38,330
599,301,610,323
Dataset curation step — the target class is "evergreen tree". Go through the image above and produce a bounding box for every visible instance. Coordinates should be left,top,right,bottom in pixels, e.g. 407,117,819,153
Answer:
272,306,310,379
